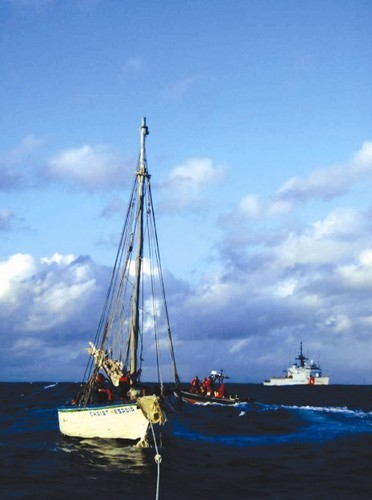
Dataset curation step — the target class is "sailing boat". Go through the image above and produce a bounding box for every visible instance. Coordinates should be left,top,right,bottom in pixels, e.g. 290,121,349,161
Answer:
58,118,181,445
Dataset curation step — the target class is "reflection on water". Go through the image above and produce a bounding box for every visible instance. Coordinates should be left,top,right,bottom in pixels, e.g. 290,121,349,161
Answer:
57,436,154,474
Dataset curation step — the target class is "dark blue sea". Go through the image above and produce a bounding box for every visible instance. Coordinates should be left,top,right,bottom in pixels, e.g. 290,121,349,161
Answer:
1,383,372,499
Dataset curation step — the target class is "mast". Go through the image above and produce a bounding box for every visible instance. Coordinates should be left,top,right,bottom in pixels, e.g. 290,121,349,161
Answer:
296,341,307,368
129,118,149,382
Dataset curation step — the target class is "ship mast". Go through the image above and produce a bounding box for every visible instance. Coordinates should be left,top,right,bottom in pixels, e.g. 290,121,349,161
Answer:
297,341,308,368
129,118,149,383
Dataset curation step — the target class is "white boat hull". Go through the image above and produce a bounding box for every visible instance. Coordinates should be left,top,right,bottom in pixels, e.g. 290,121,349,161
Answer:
58,402,150,441
263,376,330,386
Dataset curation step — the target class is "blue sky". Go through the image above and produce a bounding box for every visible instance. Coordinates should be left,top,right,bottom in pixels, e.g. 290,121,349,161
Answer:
1,0,372,383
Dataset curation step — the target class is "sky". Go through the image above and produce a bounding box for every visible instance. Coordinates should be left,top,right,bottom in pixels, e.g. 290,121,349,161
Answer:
1,0,372,384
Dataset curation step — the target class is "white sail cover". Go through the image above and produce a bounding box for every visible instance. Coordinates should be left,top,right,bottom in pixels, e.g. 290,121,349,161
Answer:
137,395,167,425
88,342,123,387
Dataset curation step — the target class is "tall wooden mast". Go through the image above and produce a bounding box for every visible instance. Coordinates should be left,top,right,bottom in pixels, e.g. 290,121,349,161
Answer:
129,118,149,381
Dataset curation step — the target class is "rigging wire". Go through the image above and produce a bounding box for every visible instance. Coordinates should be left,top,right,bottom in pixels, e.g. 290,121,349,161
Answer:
148,183,181,390
149,420,162,500
147,215,162,388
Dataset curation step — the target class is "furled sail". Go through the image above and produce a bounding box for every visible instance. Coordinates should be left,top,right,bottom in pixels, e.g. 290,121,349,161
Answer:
87,342,123,387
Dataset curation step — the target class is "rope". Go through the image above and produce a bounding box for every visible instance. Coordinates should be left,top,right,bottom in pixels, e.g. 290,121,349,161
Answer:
149,420,162,500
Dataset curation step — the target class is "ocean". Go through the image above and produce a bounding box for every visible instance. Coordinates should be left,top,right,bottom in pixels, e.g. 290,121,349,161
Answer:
1,382,372,499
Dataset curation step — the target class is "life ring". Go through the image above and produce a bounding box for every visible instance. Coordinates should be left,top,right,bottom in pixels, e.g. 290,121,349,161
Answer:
309,376,315,385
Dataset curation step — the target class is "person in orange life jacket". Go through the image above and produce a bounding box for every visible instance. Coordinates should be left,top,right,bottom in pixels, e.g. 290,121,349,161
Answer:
200,377,208,395
214,382,225,398
189,375,201,393
203,376,214,396
94,373,112,404
119,371,130,400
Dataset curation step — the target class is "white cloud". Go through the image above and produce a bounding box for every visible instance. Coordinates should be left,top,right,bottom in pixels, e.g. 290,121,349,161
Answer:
338,248,372,291
239,195,262,218
357,248,372,267
234,141,372,219
42,144,131,191
41,253,76,266
0,253,36,301
275,208,362,267
12,337,45,351
234,194,293,220
324,314,352,333
229,338,250,354
23,278,96,331
273,278,297,298
169,158,224,187
275,141,372,203
352,141,372,168
267,199,293,216
159,158,225,211
0,252,104,336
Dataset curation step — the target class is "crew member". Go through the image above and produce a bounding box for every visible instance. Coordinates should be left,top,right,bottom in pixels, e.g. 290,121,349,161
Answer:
203,376,213,396
119,371,130,400
214,382,225,398
189,375,201,393
94,373,112,404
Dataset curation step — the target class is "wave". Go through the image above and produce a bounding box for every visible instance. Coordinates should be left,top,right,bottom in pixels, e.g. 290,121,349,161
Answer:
43,383,58,390
172,399,372,449
249,400,372,418
267,404,372,425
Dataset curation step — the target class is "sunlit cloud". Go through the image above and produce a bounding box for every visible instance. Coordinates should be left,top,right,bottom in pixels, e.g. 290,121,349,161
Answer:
352,141,372,167
42,144,132,191
238,195,262,218
223,141,372,224
338,248,372,291
0,252,104,332
169,158,224,187
228,338,251,354
159,157,225,212
275,141,372,203
0,253,36,301
274,208,363,267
